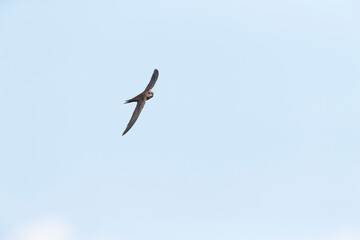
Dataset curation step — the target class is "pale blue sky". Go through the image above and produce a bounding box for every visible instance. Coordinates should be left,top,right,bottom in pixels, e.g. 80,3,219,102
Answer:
1,0,359,240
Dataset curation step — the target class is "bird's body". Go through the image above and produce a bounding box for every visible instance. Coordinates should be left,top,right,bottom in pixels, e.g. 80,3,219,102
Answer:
122,69,159,136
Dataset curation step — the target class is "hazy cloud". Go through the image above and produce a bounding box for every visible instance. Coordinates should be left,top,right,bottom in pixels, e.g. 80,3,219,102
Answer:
328,228,360,240
6,218,75,240
5,217,123,240
5,217,360,240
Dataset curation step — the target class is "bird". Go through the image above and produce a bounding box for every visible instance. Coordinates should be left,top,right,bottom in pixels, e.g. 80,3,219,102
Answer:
122,69,159,136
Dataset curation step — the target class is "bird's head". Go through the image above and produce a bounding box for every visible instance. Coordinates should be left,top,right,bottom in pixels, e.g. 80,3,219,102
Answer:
146,91,154,100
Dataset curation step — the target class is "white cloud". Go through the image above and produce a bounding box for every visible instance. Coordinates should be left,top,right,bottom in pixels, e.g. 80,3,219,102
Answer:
5,217,360,240
5,217,124,240
328,227,360,240
6,217,75,240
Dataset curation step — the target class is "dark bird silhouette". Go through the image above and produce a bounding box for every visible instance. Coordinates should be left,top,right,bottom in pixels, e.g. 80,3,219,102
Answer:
122,69,159,136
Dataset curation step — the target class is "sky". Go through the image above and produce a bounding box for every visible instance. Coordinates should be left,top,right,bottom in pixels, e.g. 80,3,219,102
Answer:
0,0,359,239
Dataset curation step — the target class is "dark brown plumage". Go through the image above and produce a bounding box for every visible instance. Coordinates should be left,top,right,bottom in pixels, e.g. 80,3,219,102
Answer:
122,69,159,136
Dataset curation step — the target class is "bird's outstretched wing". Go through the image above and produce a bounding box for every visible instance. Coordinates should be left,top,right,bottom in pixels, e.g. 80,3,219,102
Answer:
145,69,159,91
122,99,146,136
